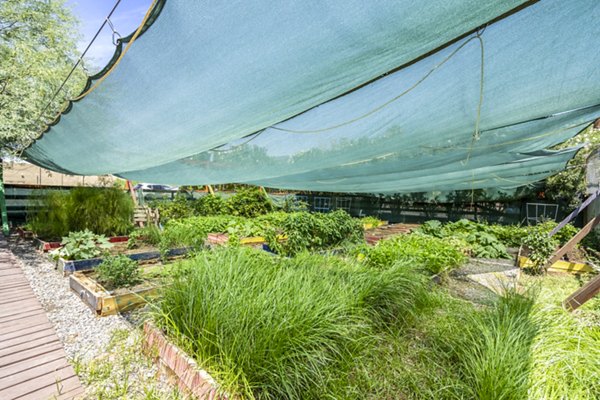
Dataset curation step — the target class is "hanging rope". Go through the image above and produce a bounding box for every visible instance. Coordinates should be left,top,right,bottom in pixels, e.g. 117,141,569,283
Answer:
270,30,486,135
209,130,266,153
35,0,123,125
463,27,486,165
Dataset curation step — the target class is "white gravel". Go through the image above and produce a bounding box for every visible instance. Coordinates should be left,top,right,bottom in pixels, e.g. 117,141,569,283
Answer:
8,236,130,361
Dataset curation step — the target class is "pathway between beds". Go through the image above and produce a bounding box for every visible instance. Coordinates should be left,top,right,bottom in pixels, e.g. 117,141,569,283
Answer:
0,238,83,400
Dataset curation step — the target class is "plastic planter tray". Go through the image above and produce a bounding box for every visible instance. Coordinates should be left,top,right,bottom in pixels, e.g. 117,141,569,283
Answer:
70,271,158,316
57,247,189,276
36,235,129,252
143,322,224,399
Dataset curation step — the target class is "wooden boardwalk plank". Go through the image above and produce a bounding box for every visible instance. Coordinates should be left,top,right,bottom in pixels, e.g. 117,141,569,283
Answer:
0,242,83,399
0,335,61,359
0,322,54,342
0,349,66,380
0,358,70,390
0,318,53,336
0,329,57,350
0,368,79,399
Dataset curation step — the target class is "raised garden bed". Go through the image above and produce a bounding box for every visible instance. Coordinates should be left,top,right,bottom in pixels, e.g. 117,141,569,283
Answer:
143,322,223,399
70,270,160,316
57,246,189,276
35,235,129,252
206,233,286,248
364,223,420,245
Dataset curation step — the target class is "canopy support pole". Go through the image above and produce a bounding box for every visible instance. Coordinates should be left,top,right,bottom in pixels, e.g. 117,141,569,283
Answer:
0,177,9,236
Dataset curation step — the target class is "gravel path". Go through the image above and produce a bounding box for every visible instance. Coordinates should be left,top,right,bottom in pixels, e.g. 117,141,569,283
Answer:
7,236,178,399
8,236,129,361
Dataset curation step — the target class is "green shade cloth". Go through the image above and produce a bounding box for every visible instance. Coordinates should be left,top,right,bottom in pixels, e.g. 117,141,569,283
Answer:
25,0,599,193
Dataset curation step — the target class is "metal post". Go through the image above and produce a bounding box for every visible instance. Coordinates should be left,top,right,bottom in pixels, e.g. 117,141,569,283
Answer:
0,178,9,235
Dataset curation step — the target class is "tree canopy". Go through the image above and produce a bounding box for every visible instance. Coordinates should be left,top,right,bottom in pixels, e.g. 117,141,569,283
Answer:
544,123,600,208
0,0,85,152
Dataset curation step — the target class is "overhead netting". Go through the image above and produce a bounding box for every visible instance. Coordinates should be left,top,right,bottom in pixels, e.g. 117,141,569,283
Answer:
24,0,600,193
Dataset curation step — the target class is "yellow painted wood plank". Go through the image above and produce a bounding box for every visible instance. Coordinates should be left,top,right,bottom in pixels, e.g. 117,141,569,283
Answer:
518,256,594,274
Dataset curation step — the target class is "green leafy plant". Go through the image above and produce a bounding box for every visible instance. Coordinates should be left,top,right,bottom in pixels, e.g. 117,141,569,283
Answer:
192,194,227,216
150,194,194,222
226,187,273,218
521,226,558,274
51,230,113,260
96,255,141,288
466,231,510,259
361,216,385,228
353,233,466,274
266,210,363,256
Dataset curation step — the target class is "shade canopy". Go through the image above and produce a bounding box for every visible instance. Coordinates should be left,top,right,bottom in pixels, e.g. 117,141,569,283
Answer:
25,0,600,193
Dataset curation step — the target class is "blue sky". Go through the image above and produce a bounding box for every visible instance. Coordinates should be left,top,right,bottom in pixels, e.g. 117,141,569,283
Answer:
65,0,153,72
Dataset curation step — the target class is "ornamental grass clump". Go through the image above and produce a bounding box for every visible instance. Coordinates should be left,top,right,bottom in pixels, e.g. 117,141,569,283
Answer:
154,247,428,399
27,187,134,239
449,291,539,400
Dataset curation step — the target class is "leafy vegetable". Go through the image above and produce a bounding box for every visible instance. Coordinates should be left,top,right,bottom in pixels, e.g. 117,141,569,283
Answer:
96,255,141,288
51,230,113,260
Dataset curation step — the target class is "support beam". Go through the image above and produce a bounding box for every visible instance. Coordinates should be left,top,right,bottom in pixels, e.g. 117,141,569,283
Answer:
563,274,600,311
126,180,138,206
543,216,600,270
550,190,599,236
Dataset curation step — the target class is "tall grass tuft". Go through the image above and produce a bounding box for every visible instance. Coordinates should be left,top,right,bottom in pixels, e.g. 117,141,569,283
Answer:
154,248,428,399
27,187,134,239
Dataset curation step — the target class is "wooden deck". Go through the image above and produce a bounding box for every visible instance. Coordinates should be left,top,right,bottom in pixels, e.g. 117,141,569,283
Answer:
0,241,84,399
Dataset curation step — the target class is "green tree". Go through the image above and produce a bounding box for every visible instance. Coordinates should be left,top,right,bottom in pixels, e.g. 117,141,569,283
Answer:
0,0,85,151
544,124,600,209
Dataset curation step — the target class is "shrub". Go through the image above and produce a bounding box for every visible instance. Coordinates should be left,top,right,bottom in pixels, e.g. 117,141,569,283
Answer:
159,215,241,250
27,187,134,239
354,233,466,274
418,219,510,259
154,248,428,399
192,194,227,216
226,187,273,217
51,230,113,260
150,194,194,221
521,226,558,274
266,210,363,256
96,255,141,288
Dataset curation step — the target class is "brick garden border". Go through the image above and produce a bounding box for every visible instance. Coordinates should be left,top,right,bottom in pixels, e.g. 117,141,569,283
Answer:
143,322,225,399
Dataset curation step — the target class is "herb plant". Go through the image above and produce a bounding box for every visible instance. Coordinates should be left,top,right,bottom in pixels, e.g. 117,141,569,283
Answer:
96,255,141,288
